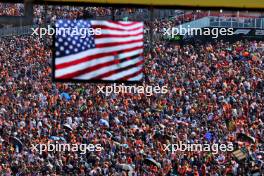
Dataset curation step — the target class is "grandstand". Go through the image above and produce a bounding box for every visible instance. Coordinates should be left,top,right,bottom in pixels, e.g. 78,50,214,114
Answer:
0,1,263,175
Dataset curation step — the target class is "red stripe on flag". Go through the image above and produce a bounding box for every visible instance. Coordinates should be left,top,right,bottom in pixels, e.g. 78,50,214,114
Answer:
57,56,142,79
56,46,143,70
92,60,144,80
96,39,143,48
118,68,143,81
108,21,140,26
93,25,143,32
95,32,144,39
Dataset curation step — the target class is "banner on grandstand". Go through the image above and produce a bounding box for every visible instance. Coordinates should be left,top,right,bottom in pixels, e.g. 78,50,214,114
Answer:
52,19,144,83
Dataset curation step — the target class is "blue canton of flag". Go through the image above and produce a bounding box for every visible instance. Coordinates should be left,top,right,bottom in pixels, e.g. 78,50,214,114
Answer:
55,19,95,58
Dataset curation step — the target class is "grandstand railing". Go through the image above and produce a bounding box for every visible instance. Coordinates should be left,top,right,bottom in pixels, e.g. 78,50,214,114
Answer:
0,24,161,41
0,25,36,37
95,9,181,21
0,9,179,37
178,16,264,30
209,16,264,29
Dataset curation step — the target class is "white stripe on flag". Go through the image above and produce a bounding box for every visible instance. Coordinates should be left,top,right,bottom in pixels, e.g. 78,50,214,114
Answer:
74,57,143,80
91,21,143,30
128,73,143,81
100,28,143,35
55,41,143,65
95,35,143,44
55,49,143,77
102,66,142,80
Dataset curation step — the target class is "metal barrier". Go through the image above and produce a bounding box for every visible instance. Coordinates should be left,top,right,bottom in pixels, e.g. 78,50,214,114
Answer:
0,9,180,37
0,24,162,41
209,16,264,29
178,16,264,30
95,9,181,21
0,25,36,37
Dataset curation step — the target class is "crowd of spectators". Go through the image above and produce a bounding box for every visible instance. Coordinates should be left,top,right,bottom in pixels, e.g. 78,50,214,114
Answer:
33,5,145,25
0,3,24,16
0,4,263,176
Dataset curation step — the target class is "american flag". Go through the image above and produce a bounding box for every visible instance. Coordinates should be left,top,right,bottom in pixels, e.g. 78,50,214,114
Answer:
54,19,144,81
